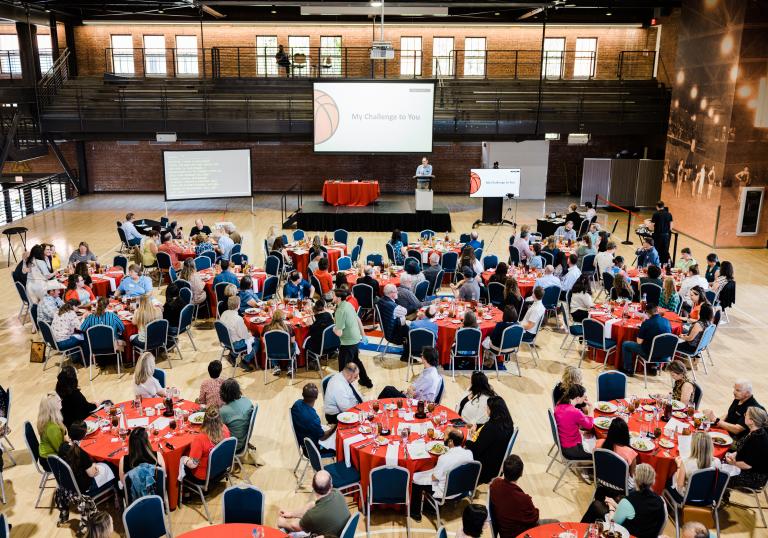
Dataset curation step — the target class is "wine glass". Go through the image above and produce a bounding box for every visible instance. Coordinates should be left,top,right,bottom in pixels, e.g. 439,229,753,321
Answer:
111,415,119,434
396,399,403,411
169,419,177,436
401,427,410,444
372,401,380,414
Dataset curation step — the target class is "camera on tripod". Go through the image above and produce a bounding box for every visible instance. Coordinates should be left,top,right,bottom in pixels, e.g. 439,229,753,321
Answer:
505,193,516,200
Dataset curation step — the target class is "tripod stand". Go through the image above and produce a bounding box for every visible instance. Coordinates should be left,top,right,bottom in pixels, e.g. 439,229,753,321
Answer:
473,195,518,262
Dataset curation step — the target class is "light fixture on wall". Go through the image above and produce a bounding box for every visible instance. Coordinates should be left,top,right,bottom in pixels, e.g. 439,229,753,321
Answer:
370,1,382,7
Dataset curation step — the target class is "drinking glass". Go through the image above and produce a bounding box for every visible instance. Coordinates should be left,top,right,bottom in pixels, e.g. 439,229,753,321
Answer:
169,419,177,436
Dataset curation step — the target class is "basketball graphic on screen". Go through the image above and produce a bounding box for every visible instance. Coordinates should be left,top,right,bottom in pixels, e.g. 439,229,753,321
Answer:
470,172,482,195
314,89,340,145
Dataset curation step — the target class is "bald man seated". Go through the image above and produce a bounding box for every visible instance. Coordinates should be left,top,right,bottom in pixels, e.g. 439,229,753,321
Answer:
277,470,350,537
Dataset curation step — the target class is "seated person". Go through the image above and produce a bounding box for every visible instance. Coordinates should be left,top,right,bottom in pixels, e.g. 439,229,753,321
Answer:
611,273,634,301
121,213,143,247
397,282,428,317
323,363,364,424
490,455,542,537
678,303,713,353
679,264,709,303
198,360,225,408
488,262,508,284
215,229,235,261
451,268,480,301
704,253,720,284
183,406,230,484
487,306,519,349
467,231,482,250
675,248,697,273
389,230,407,265
356,266,380,297
703,380,763,440
193,233,214,256
534,265,560,290
158,232,185,270
116,264,153,298
219,379,254,453
554,384,594,460
162,283,186,329
378,347,442,401
410,304,439,337
723,406,768,493
620,302,672,375
189,218,212,237
465,396,515,485
284,270,313,300
213,259,239,287
606,464,666,538
520,286,545,342
81,296,125,339
636,237,660,268
51,301,90,364
378,284,409,345
423,252,442,283
291,383,336,457
640,264,663,287
529,243,544,270
237,275,259,314
277,470,350,537
668,432,719,502
659,277,681,312
314,257,334,301
220,296,258,371
554,221,577,242
400,258,426,290
512,232,534,264
667,360,695,406
132,352,167,398
569,276,594,323
58,421,116,496
68,242,97,265
306,299,334,355
39,280,66,325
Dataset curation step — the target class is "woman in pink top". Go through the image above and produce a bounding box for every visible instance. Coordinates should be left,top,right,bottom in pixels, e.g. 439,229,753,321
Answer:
554,384,594,460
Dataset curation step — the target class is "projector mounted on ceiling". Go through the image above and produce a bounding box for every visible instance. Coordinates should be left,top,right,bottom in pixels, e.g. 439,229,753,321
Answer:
370,41,395,60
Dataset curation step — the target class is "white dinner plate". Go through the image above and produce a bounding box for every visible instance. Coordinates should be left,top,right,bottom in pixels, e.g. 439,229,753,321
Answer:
337,412,359,425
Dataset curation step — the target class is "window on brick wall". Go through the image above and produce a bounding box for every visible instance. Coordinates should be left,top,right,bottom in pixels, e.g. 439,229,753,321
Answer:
0,35,21,76
37,34,53,73
144,35,166,75
288,36,310,77
256,36,278,76
320,36,342,76
432,37,454,77
463,37,485,77
175,35,198,75
542,37,565,80
400,36,422,77
110,35,134,75
573,38,597,79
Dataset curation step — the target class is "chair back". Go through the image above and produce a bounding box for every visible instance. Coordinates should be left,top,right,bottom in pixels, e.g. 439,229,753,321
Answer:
483,255,499,271
385,242,396,264
310,274,323,298
440,251,458,273
420,229,436,239
499,324,524,352
704,289,717,304
366,253,383,267
231,253,248,266
547,408,563,453
176,303,195,335
144,319,169,349
488,282,505,307
265,255,281,277
38,319,57,348
692,382,703,409
206,437,238,487
368,466,410,505
117,226,129,246
123,494,168,538
640,283,662,304
593,448,629,497
333,229,349,244
194,256,212,271
356,235,365,249
222,485,265,524
263,240,270,261
508,245,521,266
114,255,129,273
695,324,717,354
542,285,561,310
237,403,258,459
14,280,28,304
581,254,596,274
262,276,278,301
538,250,553,266
582,318,608,349
155,252,171,272
459,233,471,243
320,324,341,354
123,466,168,506
303,437,325,472
596,371,628,401
47,454,81,494
454,327,482,357
336,256,352,271
435,378,445,404
264,330,292,360
202,250,217,265
427,269,444,296
340,512,361,538
414,280,429,302
407,249,422,263
352,283,374,309
168,266,178,283
215,320,235,350
177,285,192,305
24,420,49,473
602,271,614,293
405,256,421,272
577,219,590,237
152,368,166,388
683,468,730,508
86,324,118,355
497,426,520,477
350,245,361,264
293,229,306,241
321,373,333,395
408,328,436,358
443,461,482,500
217,301,227,318
647,333,679,363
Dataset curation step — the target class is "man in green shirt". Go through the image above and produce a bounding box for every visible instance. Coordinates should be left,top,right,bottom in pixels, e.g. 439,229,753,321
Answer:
333,285,373,388
278,470,350,537
219,378,253,453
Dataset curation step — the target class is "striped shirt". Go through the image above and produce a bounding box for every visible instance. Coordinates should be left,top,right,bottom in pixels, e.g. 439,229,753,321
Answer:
80,311,125,336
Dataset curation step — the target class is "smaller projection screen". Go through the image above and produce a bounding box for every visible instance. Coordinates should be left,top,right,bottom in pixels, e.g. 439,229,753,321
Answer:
313,81,434,153
163,148,252,201
469,169,521,198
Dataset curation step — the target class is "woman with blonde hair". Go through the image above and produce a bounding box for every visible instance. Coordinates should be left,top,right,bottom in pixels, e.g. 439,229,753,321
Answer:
184,406,230,482
140,230,160,268
37,392,67,457
179,257,206,306
671,432,719,500
553,365,584,405
133,352,167,398
658,276,680,312
193,233,214,256
85,512,113,538
605,464,666,538
130,294,161,347
611,273,634,301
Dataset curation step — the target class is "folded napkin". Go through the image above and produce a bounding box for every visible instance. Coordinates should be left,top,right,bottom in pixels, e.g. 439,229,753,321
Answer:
343,433,366,467
319,430,337,451
105,276,116,292
151,417,171,430
664,417,688,434
127,417,149,428
407,440,431,460
604,317,621,338
385,442,399,467
178,455,189,482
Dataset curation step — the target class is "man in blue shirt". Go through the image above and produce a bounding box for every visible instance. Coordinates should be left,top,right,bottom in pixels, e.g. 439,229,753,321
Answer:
237,275,259,314
636,237,661,268
554,221,577,242
291,383,336,457
416,157,432,177
216,229,235,261
121,212,143,246
467,231,482,251
409,305,439,337
116,264,153,297
213,260,239,287
621,302,672,375
284,271,313,300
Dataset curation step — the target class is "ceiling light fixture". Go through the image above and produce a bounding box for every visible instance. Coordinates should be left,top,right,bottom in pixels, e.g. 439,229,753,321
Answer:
370,1,383,7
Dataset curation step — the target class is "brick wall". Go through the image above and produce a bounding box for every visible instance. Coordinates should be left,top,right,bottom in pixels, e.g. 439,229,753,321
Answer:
1,142,77,177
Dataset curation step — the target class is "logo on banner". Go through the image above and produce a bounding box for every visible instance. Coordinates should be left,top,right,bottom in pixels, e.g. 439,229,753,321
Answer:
314,89,340,145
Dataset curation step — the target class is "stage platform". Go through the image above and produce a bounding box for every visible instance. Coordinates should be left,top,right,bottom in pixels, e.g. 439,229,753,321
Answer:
295,196,452,232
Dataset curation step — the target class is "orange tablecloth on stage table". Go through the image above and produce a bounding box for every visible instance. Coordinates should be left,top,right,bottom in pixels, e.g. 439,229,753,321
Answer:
432,301,502,367
587,304,683,368
594,399,729,493
336,398,467,504
287,243,347,277
179,524,288,538
82,398,201,510
345,270,402,296
243,304,311,368
201,268,268,316
480,270,536,298
322,180,380,206
517,522,589,538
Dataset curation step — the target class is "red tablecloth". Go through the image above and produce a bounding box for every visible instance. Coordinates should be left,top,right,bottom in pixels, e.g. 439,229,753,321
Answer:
179,249,196,261
243,304,311,368
90,270,125,298
594,399,729,493
336,398,467,505
345,270,402,295
77,299,138,362
431,301,501,367
322,180,380,206
480,270,536,298
201,268,268,316
287,243,347,277
82,398,200,510
587,305,683,368
179,524,288,538
518,523,589,538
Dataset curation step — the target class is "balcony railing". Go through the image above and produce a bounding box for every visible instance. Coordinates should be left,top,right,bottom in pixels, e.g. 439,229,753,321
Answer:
101,47,657,81
0,173,75,226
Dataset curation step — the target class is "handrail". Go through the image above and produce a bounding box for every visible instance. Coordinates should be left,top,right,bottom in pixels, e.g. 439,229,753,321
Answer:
0,173,74,226
38,48,71,107
280,183,303,228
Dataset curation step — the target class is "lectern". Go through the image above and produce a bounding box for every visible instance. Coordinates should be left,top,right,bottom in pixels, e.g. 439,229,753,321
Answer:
414,175,435,211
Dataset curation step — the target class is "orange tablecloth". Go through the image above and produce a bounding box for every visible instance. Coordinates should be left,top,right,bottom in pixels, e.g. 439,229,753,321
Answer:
480,270,536,298
200,268,268,316
287,243,347,277
594,399,729,493
90,269,125,298
336,398,467,505
179,524,288,538
432,301,502,367
587,304,683,368
345,270,402,295
322,180,380,206
517,522,589,538
82,398,200,510
243,304,311,368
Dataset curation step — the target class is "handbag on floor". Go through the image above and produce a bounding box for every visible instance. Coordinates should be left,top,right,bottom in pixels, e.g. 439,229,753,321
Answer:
30,341,46,363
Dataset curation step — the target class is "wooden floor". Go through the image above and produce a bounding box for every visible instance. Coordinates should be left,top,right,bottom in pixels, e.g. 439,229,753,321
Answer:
1,193,766,538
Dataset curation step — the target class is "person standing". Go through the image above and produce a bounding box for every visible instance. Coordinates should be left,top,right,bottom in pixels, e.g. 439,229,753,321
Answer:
333,287,372,388
647,201,673,265
416,157,434,189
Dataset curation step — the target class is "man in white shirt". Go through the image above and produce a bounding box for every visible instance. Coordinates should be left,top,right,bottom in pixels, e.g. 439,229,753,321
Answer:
410,429,474,520
377,346,443,401
121,212,144,246
323,363,364,423
534,265,560,290
595,241,616,276
560,253,581,295
521,286,546,342
219,295,257,371
679,264,709,302
216,229,235,261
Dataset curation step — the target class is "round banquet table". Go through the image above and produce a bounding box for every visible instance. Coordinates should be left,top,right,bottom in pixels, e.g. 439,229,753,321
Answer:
406,243,463,279
586,304,683,369
179,248,196,261
594,399,729,493
431,301,503,367
77,299,138,362
90,268,125,298
287,243,347,277
481,270,536,298
243,302,311,368
517,522,588,538
626,268,684,292
322,180,380,207
335,398,467,505
345,269,402,295
82,397,202,510
201,267,268,316
179,524,288,538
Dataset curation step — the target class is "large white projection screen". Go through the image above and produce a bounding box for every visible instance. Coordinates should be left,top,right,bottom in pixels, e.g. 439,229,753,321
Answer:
163,149,252,201
313,82,434,153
